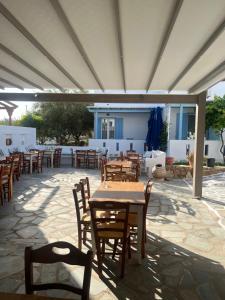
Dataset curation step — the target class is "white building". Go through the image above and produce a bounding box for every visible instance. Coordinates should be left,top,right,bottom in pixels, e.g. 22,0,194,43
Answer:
0,125,36,155
88,103,223,162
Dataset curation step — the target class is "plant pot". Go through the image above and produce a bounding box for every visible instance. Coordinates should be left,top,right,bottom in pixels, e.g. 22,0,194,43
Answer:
207,158,215,168
166,156,174,165
152,165,167,179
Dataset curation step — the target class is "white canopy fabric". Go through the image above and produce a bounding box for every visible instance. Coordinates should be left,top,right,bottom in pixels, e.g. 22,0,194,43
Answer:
0,0,225,94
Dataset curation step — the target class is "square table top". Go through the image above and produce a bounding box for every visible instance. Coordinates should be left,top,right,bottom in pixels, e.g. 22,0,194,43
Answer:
90,181,145,205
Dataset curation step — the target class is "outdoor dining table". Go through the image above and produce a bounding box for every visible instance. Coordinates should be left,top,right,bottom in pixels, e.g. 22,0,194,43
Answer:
74,151,102,168
90,181,145,264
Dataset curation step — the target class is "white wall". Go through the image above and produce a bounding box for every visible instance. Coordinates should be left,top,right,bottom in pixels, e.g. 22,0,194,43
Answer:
0,125,36,155
97,112,150,140
89,139,146,154
168,140,224,162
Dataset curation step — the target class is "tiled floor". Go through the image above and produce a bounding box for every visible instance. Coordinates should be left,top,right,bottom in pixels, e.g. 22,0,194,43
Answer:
0,168,225,299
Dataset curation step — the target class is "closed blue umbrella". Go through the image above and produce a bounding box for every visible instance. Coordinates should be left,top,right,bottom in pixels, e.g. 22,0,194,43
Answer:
146,107,163,150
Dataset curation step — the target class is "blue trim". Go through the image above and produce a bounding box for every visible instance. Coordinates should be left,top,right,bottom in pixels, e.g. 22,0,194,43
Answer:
182,113,188,139
94,112,98,138
115,118,123,139
97,117,102,139
178,105,183,140
176,113,179,139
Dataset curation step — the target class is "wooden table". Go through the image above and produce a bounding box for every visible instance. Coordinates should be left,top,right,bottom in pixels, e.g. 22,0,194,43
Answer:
106,160,132,169
90,181,145,263
0,293,66,300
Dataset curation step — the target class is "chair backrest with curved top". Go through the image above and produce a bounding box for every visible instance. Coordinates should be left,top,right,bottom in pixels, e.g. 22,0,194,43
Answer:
105,164,122,181
73,183,87,219
25,241,93,300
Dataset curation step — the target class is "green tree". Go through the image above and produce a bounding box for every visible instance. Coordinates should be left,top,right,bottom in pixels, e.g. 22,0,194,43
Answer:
35,102,93,145
206,95,225,162
18,113,48,144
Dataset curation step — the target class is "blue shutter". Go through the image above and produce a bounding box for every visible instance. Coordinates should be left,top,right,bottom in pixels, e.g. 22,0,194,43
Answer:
115,118,123,139
182,113,188,140
176,113,179,139
208,128,220,140
97,118,102,139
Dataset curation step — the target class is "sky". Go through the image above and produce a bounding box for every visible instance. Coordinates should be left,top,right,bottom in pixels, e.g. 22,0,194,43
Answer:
0,82,225,121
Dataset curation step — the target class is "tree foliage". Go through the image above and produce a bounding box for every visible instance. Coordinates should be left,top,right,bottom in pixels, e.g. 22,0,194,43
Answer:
18,113,47,144
206,95,225,161
33,102,93,145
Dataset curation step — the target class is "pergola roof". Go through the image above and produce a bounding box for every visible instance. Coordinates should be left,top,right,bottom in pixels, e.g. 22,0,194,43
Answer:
0,0,225,95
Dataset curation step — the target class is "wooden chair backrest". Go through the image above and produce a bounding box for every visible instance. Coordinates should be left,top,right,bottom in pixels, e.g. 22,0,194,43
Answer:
73,183,87,219
25,241,92,300
80,177,90,211
105,164,122,181
89,201,129,240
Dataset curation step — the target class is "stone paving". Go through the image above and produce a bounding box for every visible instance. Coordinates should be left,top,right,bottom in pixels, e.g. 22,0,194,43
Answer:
0,168,225,299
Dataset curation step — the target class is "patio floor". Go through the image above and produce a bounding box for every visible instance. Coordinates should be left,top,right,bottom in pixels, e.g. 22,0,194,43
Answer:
0,168,225,300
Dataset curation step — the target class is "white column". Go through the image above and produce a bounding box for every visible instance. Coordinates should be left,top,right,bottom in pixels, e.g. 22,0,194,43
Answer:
193,92,206,198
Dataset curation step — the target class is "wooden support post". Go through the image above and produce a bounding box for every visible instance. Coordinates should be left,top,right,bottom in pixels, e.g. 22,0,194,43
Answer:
193,92,206,198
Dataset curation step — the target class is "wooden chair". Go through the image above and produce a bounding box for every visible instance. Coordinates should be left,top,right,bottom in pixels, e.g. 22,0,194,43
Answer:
53,148,62,168
72,183,91,250
25,241,92,300
21,152,31,174
32,151,44,173
105,164,122,181
76,150,87,168
86,150,98,169
89,201,131,278
0,162,14,203
73,183,109,250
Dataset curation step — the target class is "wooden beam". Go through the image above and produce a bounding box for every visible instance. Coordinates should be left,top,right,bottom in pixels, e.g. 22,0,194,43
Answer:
0,77,23,90
50,0,104,92
114,0,126,92
0,43,64,91
0,64,43,90
169,18,225,91
189,60,225,94
145,0,183,91
193,92,206,198
0,2,84,91
0,92,198,104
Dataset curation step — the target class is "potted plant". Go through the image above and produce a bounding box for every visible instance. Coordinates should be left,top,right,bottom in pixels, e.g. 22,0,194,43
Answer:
152,164,167,179
166,156,174,165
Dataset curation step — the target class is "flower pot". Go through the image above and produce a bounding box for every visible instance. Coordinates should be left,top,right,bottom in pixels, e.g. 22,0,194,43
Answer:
152,164,167,179
166,156,174,166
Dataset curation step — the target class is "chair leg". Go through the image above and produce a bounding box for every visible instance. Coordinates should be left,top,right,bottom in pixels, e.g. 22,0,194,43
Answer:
112,239,118,259
128,236,131,259
83,227,87,244
78,224,82,250
120,239,127,278
96,238,103,275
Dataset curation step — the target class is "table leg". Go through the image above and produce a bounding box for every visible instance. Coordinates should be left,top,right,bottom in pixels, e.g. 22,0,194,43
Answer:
90,222,96,257
30,156,32,174
51,153,54,168
137,205,144,264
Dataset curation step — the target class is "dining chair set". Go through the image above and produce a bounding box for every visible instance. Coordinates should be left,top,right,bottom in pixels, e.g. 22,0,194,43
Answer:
72,176,153,278
75,150,99,169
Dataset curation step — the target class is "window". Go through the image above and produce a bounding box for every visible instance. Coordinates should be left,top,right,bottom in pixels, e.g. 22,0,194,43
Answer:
101,118,115,139
188,114,195,134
